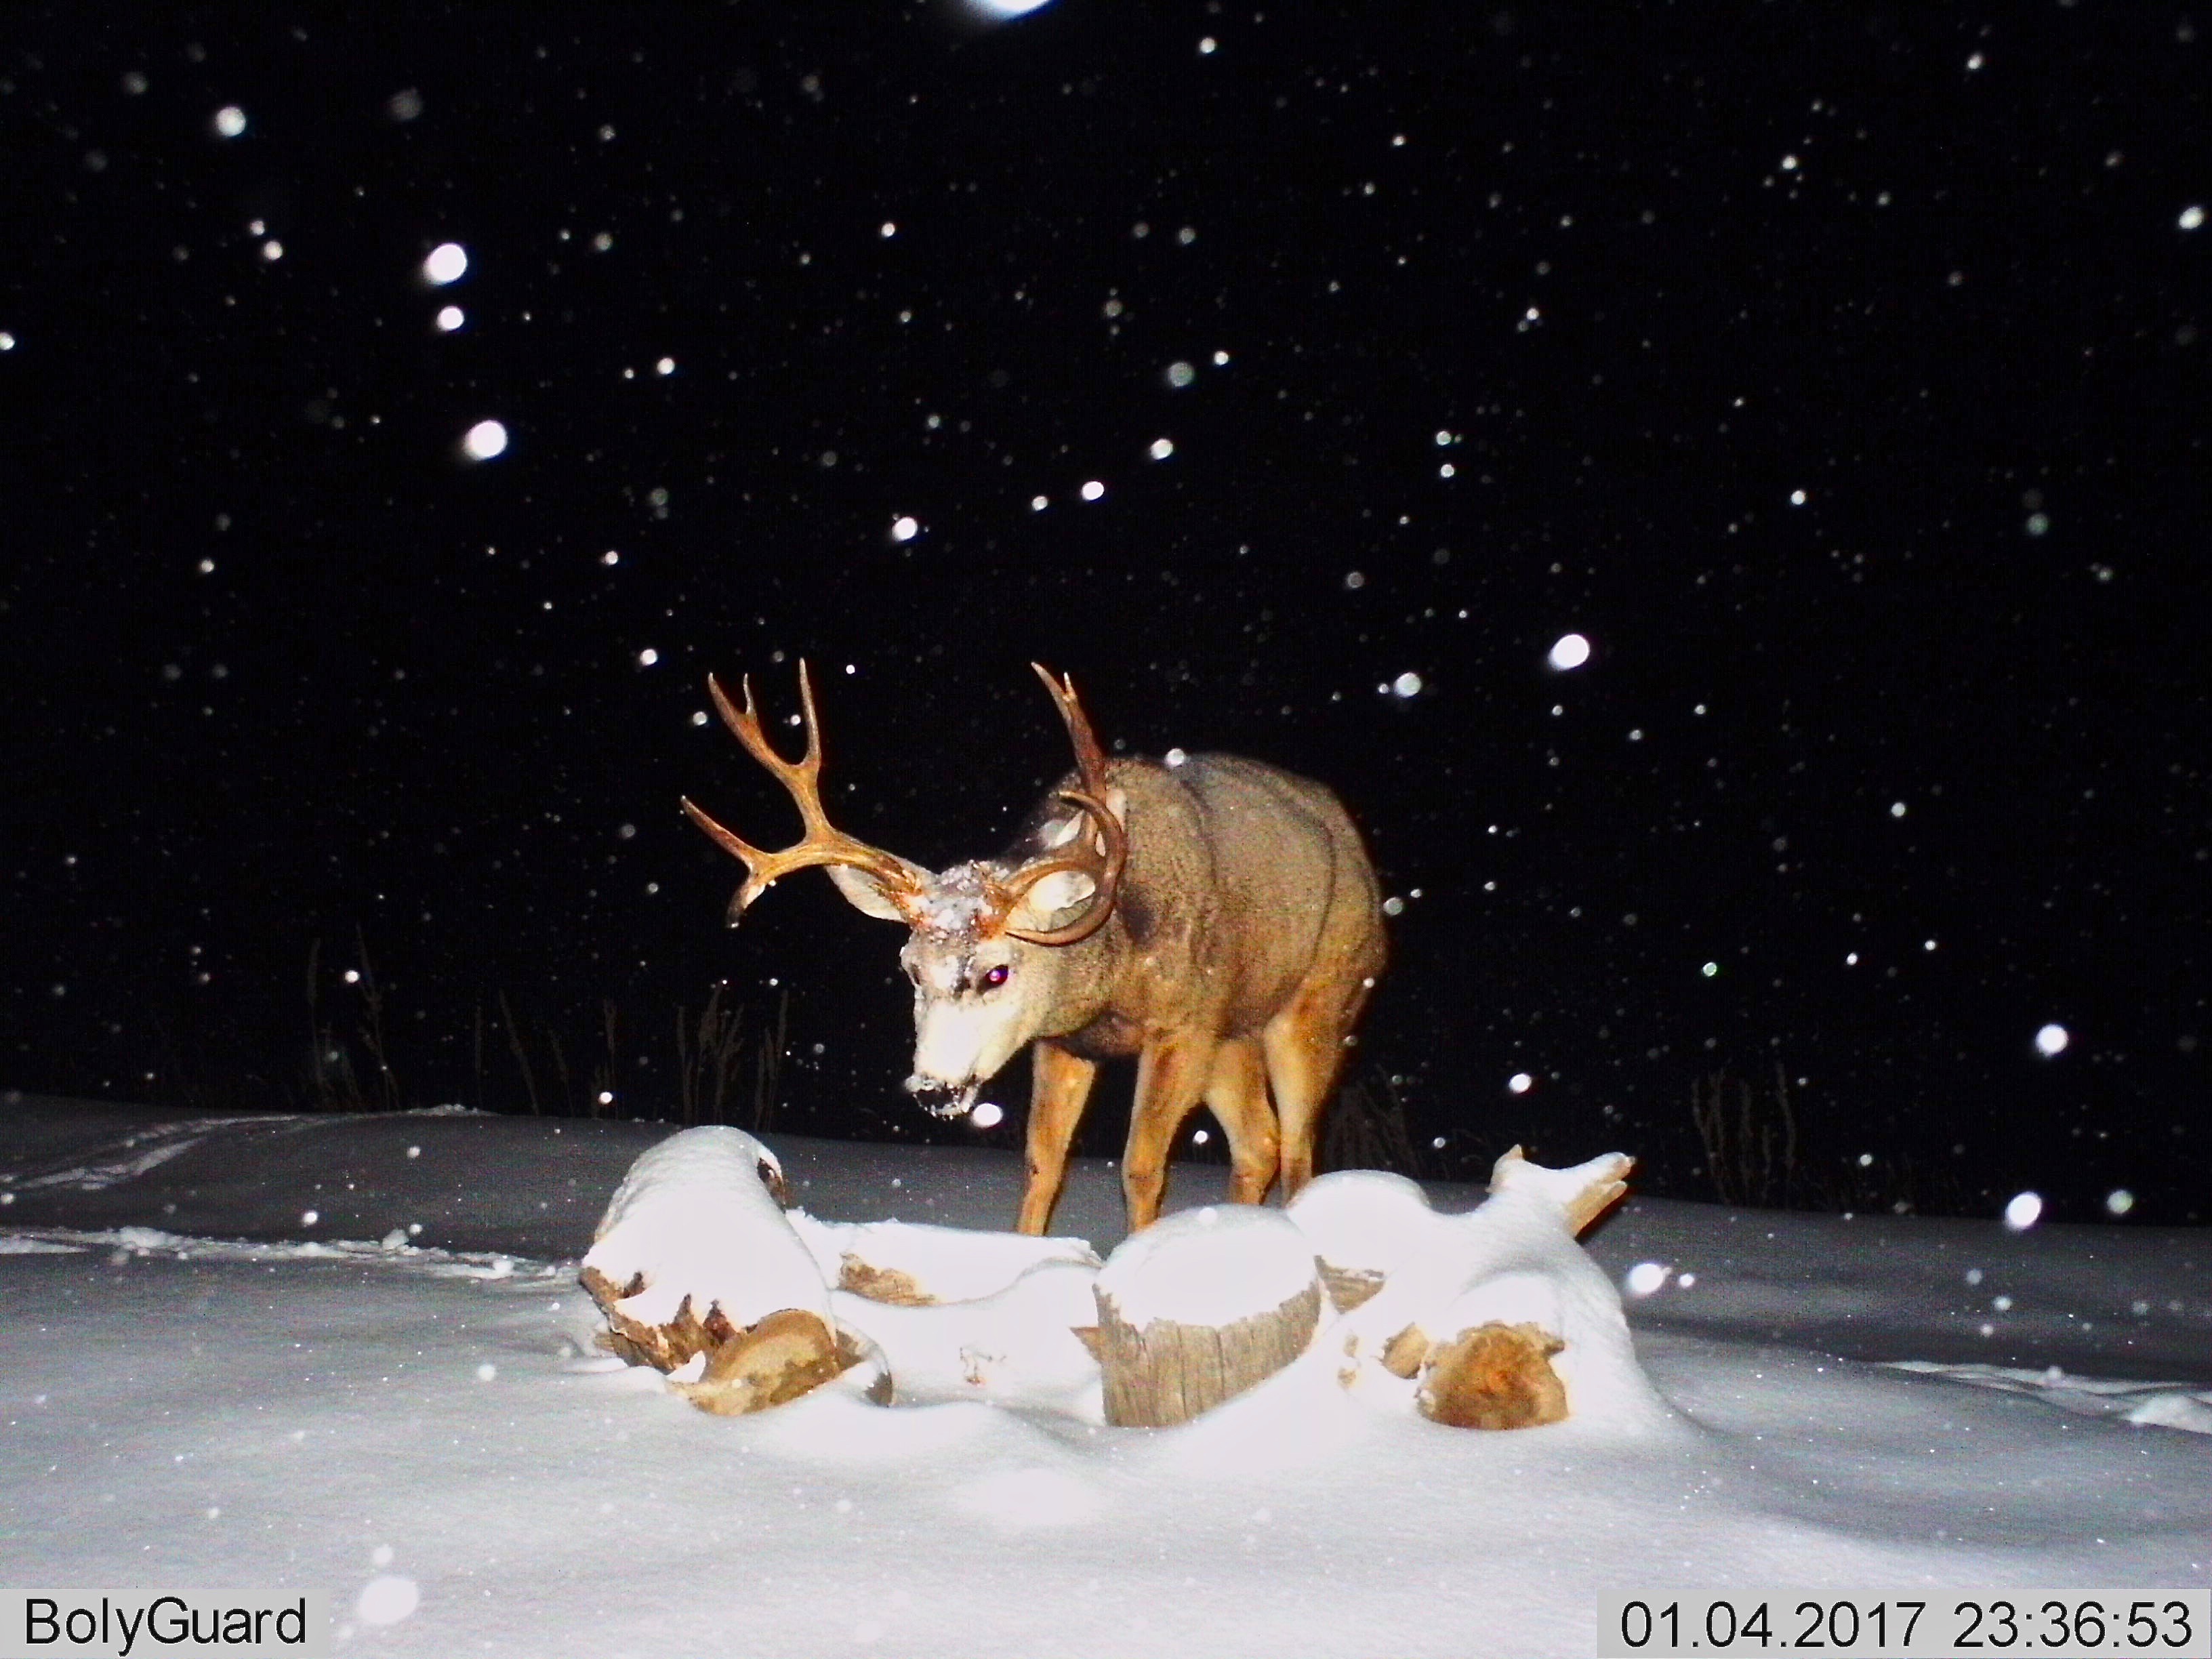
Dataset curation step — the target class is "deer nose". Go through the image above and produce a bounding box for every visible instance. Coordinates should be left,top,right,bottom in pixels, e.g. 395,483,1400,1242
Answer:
904,1073,981,1121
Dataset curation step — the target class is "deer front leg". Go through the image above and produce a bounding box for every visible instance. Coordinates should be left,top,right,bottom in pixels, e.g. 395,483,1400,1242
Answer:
1019,1042,1098,1235
1122,1037,1212,1231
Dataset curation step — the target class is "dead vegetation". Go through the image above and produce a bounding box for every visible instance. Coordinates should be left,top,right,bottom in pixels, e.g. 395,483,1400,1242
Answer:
294,934,785,1128
1692,1059,1969,1216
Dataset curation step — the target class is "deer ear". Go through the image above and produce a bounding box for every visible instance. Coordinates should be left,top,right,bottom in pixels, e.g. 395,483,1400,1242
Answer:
1007,869,1098,933
1099,786,1128,850
826,865,916,922
1040,786,1128,855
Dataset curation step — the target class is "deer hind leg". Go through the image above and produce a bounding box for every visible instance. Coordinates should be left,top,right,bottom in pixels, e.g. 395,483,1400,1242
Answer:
1019,1042,1098,1236
1262,970,1375,1199
1121,1036,1214,1231
1203,1037,1279,1207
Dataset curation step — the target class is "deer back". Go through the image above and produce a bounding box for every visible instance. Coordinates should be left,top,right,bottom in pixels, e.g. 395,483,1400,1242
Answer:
1014,752,1384,1045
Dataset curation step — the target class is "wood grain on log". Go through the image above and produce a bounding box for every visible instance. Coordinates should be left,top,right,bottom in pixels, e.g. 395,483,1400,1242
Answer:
1092,1278,1321,1427
837,1254,937,1305
580,1263,738,1372
583,1263,883,1415
673,1308,848,1417
1317,1261,1386,1313
1379,1323,1431,1379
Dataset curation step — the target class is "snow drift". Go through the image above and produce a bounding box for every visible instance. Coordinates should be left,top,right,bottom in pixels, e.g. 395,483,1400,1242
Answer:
1,1094,2205,1658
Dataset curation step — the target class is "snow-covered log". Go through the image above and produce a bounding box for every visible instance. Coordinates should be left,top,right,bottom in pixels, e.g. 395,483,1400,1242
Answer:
578,1128,1661,1434
580,1128,1104,1416
579,1127,853,1412
1401,1269,1576,1429
1277,1168,1440,1311
1290,1147,1666,1433
1488,1143,1632,1233
828,1258,1102,1412
788,1212,1098,1306
1086,1205,1322,1427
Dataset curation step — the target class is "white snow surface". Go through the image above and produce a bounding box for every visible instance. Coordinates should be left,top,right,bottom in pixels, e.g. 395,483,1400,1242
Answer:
1,1095,2207,1658
829,1259,1106,1414
790,1208,1098,1303
1282,1165,1440,1277
1095,1201,1319,1328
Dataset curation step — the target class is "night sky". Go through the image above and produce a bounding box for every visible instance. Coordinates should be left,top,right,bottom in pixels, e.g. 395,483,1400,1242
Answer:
5,3,2206,1223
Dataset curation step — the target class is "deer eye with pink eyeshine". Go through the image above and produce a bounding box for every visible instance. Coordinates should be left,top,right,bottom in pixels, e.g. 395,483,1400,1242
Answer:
982,964,1010,989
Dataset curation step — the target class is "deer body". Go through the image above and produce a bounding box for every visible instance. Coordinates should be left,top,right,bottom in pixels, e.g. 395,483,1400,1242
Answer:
684,665,1385,1235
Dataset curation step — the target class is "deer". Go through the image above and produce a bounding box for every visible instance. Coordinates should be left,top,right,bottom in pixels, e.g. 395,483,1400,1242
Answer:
680,662,1387,1236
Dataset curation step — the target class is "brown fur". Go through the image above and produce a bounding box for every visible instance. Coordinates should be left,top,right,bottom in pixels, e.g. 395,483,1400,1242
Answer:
1011,753,1387,1233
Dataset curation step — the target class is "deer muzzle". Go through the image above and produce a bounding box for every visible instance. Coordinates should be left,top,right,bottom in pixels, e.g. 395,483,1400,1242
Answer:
903,1073,983,1122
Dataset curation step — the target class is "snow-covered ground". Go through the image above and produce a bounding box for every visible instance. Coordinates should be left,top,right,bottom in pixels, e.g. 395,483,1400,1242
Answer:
1,1093,2206,1657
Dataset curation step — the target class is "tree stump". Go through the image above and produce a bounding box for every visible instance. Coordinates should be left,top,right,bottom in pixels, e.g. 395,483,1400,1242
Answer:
1085,1206,1322,1428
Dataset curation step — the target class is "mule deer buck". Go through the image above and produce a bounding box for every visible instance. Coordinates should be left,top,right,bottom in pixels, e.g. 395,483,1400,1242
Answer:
682,663,1387,1235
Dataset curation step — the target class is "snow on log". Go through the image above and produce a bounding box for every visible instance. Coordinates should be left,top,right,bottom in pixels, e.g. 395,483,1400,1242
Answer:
1088,1205,1322,1427
1486,1143,1632,1234
788,1212,1099,1306
1282,1168,1446,1310
828,1258,1103,1412
579,1127,849,1412
1296,1147,1669,1433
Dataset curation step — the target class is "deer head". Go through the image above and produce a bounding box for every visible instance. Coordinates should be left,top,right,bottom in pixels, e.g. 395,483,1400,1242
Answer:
682,663,1128,1119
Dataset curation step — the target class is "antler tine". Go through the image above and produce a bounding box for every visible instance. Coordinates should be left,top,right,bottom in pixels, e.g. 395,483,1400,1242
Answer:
705,665,821,801
684,661,928,924
1029,661,1109,797
1002,665,1128,947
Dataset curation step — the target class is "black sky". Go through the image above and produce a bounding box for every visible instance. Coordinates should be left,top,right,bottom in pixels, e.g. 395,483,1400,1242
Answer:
3,2,2206,1222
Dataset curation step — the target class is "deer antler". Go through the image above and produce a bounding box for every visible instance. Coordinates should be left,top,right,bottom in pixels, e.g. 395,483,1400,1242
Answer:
994,665,1129,946
1031,662,1110,789
680,662,931,924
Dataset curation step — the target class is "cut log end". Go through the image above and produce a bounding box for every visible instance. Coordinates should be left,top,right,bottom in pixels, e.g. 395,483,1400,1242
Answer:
1416,1321,1568,1431
581,1265,881,1415
673,1308,849,1417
